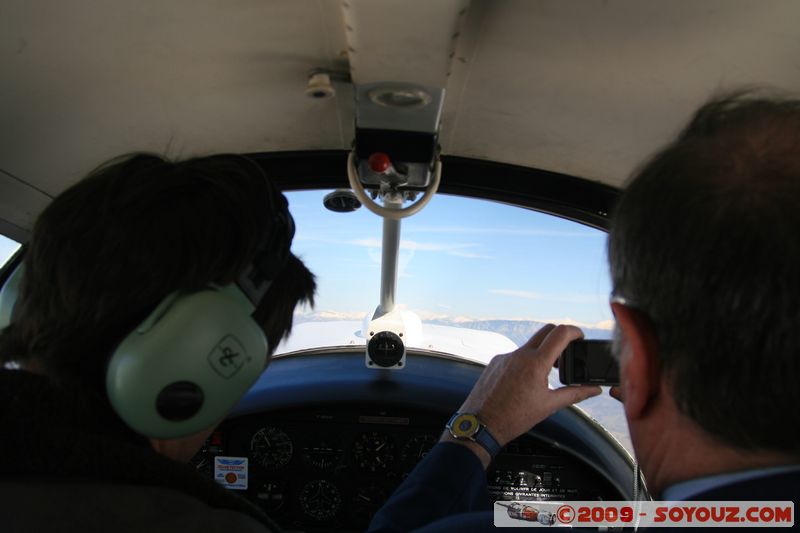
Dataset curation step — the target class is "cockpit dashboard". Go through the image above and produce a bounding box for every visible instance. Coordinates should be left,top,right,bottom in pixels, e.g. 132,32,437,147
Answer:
192,350,643,532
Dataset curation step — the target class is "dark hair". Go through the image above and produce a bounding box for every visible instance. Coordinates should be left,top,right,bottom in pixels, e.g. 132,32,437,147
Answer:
0,153,315,396
608,93,800,453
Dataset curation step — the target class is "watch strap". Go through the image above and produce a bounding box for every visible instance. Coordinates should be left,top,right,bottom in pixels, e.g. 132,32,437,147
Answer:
473,423,502,458
446,412,502,459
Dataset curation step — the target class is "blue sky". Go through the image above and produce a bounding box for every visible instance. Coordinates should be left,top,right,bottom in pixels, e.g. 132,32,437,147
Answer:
287,190,613,328
0,235,20,267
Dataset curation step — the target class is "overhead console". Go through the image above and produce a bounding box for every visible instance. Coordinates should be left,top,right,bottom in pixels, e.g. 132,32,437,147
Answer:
344,81,447,372
352,82,444,193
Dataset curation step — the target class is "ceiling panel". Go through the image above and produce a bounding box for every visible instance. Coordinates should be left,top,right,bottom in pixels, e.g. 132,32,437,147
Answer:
442,0,800,187
0,0,352,198
342,0,469,87
2,0,800,234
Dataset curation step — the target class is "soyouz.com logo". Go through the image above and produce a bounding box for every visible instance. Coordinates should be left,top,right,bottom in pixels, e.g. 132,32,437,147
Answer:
493,501,794,528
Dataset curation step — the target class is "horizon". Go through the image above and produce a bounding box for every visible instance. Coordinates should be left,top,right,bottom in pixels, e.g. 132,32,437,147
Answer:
294,307,614,332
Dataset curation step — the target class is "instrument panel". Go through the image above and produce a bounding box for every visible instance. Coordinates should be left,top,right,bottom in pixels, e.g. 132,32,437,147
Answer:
192,406,622,531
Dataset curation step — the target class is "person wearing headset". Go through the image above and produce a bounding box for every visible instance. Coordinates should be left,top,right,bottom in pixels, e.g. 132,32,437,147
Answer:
0,154,316,532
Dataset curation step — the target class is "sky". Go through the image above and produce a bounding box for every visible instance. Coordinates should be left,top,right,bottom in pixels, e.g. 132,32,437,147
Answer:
287,190,613,329
0,235,20,267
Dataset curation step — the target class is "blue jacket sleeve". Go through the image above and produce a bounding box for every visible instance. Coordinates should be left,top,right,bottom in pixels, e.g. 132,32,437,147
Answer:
368,442,492,532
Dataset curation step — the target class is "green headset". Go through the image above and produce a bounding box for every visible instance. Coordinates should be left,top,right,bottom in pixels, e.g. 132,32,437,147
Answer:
0,184,295,440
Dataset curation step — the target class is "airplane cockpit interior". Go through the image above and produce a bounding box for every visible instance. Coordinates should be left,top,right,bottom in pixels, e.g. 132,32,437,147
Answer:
2,1,798,531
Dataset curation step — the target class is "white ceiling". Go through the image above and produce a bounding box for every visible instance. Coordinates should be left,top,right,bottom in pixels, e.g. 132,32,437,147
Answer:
2,0,799,236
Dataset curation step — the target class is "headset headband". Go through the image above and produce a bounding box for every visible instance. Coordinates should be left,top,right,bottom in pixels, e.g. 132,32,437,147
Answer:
235,158,295,307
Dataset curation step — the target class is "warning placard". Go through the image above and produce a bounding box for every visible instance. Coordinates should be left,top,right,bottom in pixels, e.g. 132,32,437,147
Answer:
214,456,248,490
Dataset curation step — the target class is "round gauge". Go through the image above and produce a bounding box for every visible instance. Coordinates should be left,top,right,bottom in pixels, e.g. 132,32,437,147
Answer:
190,432,224,476
253,481,286,513
323,189,361,213
401,434,437,463
367,331,404,367
352,484,389,521
299,479,342,521
303,437,344,470
249,426,293,469
190,453,213,476
352,431,396,472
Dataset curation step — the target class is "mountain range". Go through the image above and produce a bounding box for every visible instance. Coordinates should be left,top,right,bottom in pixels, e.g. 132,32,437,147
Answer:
294,311,612,345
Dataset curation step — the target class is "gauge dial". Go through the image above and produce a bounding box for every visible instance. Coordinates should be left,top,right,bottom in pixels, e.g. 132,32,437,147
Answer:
352,484,389,521
253,481,286,513
352,431,396,472
303,437,344,470
190,432,224,476
299,479,342,520
401,434,437,463
190,453,212,476
250,426,293,469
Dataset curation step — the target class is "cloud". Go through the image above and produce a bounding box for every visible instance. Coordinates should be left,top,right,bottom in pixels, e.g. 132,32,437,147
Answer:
348,238,445,251
489,289,542,300
348,238,489,258
405,226,601,238
449,250,492,259
489,289,604,304
296,308,614,331
534,317,614,330
417,309,615,331
294,235,492,259
295,310,368,321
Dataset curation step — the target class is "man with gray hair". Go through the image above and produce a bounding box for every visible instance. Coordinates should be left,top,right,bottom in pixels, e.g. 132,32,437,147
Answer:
370,93,800,531
607,93,800,500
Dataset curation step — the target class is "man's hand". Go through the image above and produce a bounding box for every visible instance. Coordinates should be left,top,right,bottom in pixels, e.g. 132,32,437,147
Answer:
448,324,601,462
609,386,624,402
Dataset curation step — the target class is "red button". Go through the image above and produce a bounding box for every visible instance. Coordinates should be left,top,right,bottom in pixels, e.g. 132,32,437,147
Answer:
368,152,391,173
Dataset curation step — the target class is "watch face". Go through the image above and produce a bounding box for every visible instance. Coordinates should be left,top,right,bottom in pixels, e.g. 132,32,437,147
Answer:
449,413,480,438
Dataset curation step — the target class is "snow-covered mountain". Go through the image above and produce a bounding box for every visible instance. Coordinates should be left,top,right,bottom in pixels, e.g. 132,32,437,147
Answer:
424,318,611,345
294,311,612,345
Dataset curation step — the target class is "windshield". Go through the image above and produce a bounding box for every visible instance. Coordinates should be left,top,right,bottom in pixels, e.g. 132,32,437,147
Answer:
277,190,631,455
0,234,20,268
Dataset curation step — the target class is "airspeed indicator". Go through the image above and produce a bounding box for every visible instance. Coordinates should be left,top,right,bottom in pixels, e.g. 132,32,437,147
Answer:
250,426,293,469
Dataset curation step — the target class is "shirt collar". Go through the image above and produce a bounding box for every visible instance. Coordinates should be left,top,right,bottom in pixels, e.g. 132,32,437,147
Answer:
662,464,800,501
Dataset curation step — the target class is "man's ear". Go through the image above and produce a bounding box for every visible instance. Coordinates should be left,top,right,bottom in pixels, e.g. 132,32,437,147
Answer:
611,302,660,421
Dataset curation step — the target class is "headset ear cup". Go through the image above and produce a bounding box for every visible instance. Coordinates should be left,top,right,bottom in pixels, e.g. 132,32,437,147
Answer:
107,285,268,439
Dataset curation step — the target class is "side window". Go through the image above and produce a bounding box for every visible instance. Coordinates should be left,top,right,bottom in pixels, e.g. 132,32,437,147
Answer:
0,234,21,270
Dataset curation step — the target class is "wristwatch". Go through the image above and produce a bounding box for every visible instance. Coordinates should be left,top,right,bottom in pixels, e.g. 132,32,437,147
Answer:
445,412,502,459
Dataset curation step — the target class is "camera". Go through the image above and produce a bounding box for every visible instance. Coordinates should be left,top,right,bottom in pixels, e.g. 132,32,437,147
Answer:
558,339,619,386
